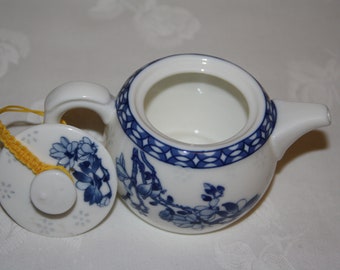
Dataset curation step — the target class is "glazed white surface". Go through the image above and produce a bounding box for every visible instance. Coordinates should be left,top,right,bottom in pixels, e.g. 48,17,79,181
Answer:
0,0,339,269
145,74,248,144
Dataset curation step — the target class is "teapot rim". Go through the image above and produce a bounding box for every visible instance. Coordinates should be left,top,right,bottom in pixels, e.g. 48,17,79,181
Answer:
115,54,277,168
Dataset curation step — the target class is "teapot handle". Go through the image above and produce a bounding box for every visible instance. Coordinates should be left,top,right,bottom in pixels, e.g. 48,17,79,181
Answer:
44,81,116,125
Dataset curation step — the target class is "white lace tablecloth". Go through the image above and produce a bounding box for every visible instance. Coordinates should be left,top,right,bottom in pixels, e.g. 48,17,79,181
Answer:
1,1,339,269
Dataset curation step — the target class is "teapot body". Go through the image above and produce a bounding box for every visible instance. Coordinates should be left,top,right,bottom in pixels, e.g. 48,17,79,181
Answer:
107,123,277,233
105,54,279,233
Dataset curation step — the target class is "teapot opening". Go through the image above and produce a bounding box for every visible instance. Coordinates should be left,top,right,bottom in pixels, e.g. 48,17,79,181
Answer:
144,73,249,145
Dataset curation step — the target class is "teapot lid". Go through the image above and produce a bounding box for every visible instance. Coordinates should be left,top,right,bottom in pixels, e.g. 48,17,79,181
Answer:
0,124,117,237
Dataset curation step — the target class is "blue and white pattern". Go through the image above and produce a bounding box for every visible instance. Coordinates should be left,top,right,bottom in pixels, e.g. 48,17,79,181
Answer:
49,136,112,207
116,148,259,230
115,59,277,169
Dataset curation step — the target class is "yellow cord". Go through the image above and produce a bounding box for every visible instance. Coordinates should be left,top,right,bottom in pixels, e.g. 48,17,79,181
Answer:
0,106,73,181
0,105,45,117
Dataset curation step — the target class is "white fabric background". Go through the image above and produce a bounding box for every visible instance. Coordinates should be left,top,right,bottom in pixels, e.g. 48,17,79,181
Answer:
0,0,339,269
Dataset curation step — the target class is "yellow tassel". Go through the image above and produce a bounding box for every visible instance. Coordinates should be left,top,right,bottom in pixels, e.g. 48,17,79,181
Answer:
0,106,73,181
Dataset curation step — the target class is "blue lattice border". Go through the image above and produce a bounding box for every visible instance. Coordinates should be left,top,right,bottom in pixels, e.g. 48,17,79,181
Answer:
115,60,277,169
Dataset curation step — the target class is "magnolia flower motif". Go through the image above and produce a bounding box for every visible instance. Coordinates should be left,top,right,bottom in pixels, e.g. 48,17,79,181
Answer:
0,29,29,77
50,137,78,168
50,136,112,207
116,148,260,230
77,136,98,162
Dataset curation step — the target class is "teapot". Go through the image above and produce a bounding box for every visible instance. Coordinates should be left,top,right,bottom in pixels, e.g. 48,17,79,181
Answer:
42,54,330,234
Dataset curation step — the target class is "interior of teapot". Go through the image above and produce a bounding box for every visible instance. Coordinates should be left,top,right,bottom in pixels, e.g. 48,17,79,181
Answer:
144,72,249,145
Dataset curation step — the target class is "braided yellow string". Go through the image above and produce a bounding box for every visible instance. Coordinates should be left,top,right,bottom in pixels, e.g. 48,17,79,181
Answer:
0,106,73,181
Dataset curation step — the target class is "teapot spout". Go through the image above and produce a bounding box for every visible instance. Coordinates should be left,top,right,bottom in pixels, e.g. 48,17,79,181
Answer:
270,100,331,160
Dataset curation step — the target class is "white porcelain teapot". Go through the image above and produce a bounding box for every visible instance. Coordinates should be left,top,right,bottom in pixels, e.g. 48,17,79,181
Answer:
43,54,330,234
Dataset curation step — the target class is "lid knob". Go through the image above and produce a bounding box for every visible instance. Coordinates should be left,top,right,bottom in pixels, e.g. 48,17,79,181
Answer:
30,170,76,215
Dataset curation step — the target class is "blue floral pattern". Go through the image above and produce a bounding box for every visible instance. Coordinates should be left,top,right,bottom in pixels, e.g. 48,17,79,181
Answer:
50,136,112,207
116,148,259,230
